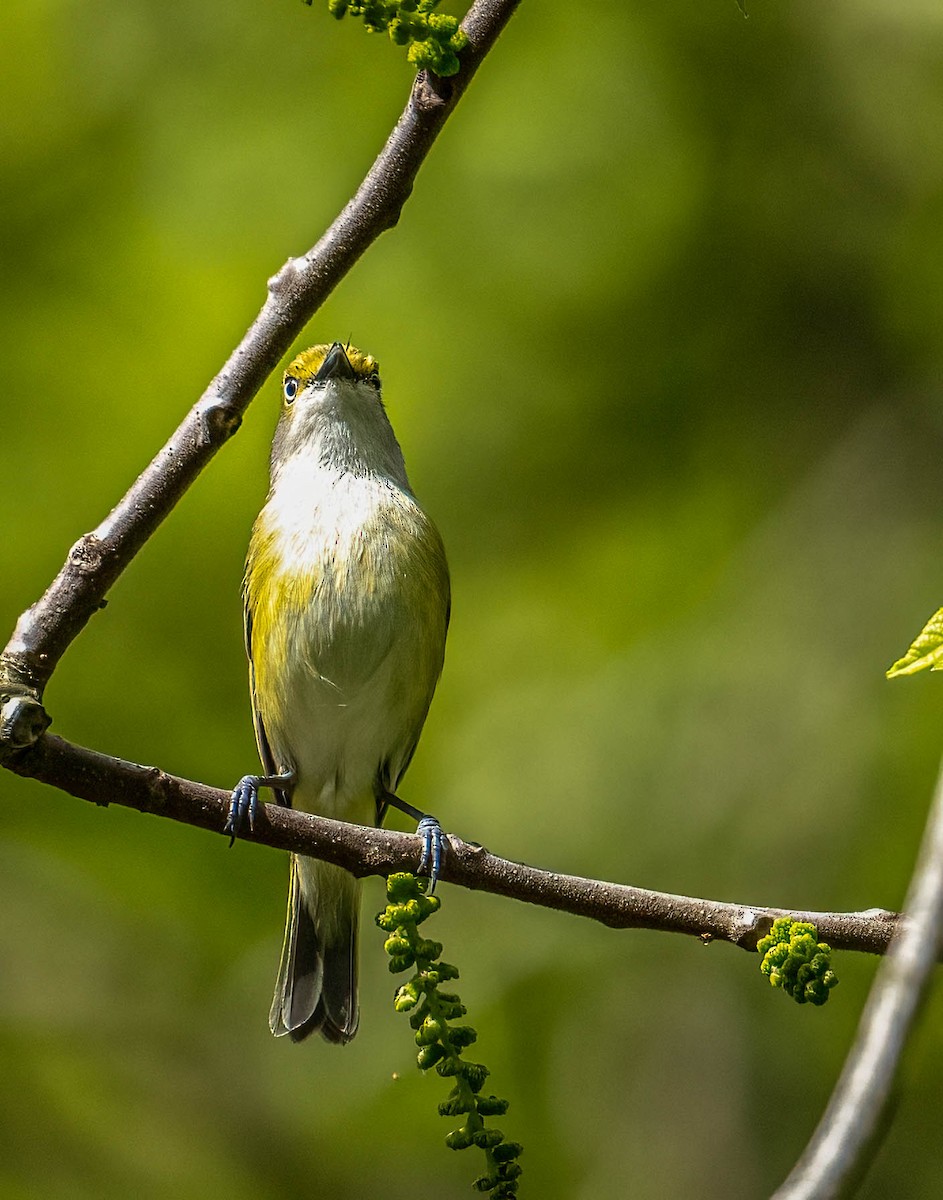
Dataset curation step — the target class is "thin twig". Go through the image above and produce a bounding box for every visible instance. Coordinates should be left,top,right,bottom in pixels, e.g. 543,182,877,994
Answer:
771,755,943,1200
8,732,903,957
0,0,521,723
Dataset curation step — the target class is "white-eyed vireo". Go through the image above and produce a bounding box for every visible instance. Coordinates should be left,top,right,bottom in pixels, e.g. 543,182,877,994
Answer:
227,342,450,1043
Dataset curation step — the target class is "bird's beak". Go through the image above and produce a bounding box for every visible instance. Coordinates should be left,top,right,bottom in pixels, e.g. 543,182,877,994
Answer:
315,342,357,383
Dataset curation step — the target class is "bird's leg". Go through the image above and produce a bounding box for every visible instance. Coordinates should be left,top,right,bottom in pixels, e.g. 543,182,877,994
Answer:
225,770,296,846
380,791,447,892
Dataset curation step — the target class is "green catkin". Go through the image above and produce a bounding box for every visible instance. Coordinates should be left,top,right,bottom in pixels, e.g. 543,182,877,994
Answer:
379,873,523,1194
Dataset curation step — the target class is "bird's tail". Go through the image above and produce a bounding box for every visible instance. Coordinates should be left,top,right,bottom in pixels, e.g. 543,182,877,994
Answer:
269,854,360,1043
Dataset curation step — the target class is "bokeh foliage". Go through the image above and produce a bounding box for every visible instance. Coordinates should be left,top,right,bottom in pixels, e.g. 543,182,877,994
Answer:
3,0,943,1196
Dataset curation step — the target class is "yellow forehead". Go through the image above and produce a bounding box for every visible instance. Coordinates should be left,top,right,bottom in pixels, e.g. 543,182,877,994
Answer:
285,344,379,384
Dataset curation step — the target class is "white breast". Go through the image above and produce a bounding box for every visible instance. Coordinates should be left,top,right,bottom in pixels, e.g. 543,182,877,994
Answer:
254,454,448,823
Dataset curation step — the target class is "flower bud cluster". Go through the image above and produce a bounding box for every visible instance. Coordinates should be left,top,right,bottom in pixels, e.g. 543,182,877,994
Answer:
758,917,839,1006
322,0,468,76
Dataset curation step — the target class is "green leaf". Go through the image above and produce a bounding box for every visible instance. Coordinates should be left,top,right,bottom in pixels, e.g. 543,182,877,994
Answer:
887,608,943,677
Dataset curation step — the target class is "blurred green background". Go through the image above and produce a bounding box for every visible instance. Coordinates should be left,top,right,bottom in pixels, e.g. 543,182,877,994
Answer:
3,0,943,1196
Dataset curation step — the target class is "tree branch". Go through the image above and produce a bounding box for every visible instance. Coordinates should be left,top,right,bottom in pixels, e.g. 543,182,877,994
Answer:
7,732,903,958
770,754,943,1200
8,9,937,1196
0,0,522,738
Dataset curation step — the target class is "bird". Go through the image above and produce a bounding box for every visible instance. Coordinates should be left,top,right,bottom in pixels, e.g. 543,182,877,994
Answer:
226,341,450,1043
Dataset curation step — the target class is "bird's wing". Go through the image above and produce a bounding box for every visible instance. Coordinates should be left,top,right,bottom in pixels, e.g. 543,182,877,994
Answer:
244,602,290,808
374,568,451,826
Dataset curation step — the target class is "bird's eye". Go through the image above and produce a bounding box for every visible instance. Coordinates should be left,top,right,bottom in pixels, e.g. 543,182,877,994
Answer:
367,372,381,391
283,377,298,403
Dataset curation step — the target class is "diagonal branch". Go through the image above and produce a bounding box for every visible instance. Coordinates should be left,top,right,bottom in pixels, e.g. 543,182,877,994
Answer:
0,0,522,740
8,731,904,958
770,754,943,1200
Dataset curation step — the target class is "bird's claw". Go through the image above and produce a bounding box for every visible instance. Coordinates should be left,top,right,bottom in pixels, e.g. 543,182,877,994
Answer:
225,776,260,846
416,815,447,893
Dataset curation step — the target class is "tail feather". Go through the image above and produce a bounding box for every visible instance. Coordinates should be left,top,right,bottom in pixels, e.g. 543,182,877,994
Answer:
269,855,360,1044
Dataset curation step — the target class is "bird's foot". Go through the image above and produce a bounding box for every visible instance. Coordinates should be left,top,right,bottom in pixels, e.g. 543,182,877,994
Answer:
225,771,294,846
416,814,447,894
379,791,448,891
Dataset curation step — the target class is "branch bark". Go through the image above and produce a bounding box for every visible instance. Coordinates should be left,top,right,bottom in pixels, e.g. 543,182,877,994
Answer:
7,732,904,958
0,0,521,741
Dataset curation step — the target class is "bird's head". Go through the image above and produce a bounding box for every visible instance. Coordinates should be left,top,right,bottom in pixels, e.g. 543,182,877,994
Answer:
269,342,406,485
